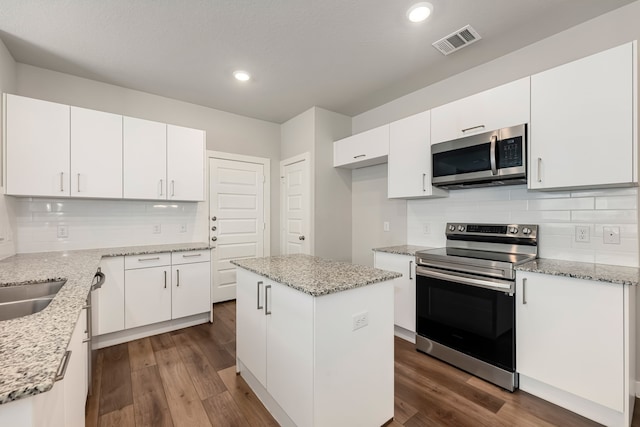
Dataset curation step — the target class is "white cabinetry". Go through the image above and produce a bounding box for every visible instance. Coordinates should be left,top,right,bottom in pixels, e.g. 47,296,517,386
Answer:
516,271,634,426
431,77,530,145
333,124,389,169
63,307,89,427
388,111,447,199
171,250,211,319
374,251,416,338
529,42,636,190
167,125,205,201
70,106,123,198
4,94,70,197
92,256,125,335
236,267,394,427
123,117,167,200
124,253,172,329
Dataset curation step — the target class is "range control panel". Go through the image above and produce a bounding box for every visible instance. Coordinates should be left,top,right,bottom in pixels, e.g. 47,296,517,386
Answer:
445,223,537,240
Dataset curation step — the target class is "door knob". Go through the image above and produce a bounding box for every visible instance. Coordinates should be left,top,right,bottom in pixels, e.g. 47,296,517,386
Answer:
299,235,305,241
212,236,217,242
211,226,217,231
211,216,217,221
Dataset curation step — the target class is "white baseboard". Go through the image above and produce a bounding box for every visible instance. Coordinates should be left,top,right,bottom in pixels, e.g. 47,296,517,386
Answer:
394,325,416,343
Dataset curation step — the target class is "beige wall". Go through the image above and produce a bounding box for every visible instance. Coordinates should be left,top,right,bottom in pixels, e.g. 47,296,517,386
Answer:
0,38,16,260
14,64,282,254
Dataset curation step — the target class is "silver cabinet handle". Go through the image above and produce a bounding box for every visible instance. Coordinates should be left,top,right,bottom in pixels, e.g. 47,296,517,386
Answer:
138,257,160,262
461,125,485,133
409,260,413,280
176,269,180,287
182,253,202,258
60,172,65,192
164,270,167,289
171,180,175,197
537,158,542,183
353,154,366,159
522,277,527,304
77,173,81,192
55,350,71,381
422,173,426,192
257,281,263,310
159,179,164,196
265,284,272,315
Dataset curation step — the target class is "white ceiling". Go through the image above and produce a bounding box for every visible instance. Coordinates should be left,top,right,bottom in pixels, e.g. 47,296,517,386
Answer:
0,0,635,123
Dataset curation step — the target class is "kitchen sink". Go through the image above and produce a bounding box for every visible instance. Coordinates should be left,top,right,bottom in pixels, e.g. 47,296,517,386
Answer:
0,280,66,321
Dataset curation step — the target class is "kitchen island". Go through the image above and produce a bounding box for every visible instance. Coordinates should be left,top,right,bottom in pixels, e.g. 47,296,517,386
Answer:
232,254,401,427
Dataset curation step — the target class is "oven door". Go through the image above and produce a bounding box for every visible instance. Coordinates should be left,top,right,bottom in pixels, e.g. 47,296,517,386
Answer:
415,266,515,372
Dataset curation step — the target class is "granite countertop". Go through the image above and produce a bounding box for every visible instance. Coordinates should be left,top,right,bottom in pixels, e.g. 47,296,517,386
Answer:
0,242,209,405
515,258,640,286
231,254,401,297
372,245,435,256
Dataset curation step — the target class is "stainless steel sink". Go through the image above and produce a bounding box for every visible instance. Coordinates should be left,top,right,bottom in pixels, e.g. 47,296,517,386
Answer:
0,280,66,321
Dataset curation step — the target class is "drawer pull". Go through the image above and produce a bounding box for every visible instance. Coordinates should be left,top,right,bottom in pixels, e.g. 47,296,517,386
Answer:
182,253,202,258
353,154,366,159
461,125,485,133
138,257,160,262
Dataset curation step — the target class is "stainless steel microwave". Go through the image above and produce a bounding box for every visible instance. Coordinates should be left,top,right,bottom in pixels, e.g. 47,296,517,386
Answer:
431,124,527,189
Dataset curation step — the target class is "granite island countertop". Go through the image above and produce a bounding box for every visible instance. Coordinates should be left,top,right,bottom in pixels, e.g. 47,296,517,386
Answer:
0,242,209,405
515,258,640,286
372,245,436,256
232,254,402,296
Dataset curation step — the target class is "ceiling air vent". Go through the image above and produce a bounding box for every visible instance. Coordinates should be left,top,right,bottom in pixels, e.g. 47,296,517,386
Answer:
432,25,481,56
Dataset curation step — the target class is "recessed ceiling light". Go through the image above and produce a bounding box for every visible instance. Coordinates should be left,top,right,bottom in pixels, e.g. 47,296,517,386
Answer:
407,2,433,23
233,70,251,82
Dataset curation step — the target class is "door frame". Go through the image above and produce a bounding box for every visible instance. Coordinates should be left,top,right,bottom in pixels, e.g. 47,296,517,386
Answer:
207,150,271,257
280,152,312,255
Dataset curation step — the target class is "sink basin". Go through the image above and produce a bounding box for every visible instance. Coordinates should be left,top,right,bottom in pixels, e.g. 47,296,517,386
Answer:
0,280,66,321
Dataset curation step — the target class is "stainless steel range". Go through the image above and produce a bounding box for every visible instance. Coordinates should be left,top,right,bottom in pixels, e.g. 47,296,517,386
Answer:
414,223,538,391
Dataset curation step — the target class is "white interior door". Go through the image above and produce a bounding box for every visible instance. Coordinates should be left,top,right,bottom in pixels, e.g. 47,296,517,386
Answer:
280,155,310,255
210,158,265,302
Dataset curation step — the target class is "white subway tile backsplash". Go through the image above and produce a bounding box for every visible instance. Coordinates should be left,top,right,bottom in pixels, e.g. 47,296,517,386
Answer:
407,186,638,267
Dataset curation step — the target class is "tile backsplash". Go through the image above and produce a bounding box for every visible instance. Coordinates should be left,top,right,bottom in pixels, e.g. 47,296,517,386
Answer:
407,185,639,267
12,197,209,253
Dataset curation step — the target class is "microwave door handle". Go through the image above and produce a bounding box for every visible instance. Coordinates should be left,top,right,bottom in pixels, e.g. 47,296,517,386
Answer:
490,135,498,175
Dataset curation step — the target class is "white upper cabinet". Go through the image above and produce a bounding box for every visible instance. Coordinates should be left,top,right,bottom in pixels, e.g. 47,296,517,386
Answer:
388,111,447,199
167,124,205,201
123,117,167,200
529,42,636,190
70,107,123,198
333,124,389,169
431,77,530,145
5,94,71,197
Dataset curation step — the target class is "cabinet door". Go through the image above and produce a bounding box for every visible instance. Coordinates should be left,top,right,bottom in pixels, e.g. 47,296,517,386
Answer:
70,107,123,198
266,280,314,427
5,94,70,197
236,268,267,386
124,266,172,329
172,261,211,319
516,271,624,411
530,43,635,189
63,309,88,427
92,256,125,335
374,252,415,332
431,77,530,145
167,125,205,201
333,124,389,168
123,117,167,200
388,111,447,199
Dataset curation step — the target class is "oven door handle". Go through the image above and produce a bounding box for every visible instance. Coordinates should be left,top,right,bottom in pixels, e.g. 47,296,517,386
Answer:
416,266,514,294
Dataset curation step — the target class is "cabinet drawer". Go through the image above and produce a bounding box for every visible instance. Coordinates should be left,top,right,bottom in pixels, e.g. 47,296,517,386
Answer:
171,249,211,265
124,252,171,269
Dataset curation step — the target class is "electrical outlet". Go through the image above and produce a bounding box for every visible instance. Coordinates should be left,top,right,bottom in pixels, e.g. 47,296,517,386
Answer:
575,225,590,243
179,224,187,233
57,225,68,238
352,312,369,331
603,226,620,244
383,221,390,232
152,224,162,234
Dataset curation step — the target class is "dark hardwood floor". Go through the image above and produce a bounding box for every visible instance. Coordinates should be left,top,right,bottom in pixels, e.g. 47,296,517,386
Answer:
86,301,637,426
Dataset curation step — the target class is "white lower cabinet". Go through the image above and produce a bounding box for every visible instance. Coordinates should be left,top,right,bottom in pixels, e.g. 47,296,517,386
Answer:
171,250,211,319
0,310,87,427
236,267,394,427
516,271,634,426
374,251,415,336
124,261,172,329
